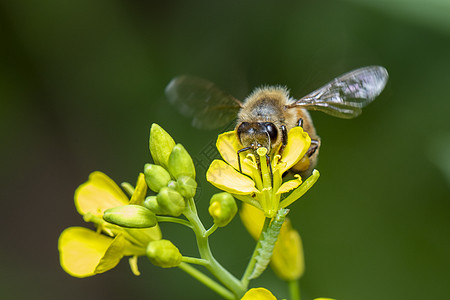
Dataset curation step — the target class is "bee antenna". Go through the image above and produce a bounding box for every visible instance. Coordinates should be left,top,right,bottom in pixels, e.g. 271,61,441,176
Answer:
265,130,272,151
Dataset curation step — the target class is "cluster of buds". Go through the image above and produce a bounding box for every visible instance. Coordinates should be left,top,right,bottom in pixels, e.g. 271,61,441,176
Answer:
100,124,237,268
145,123,197,217
145,123,198,214
100,124,196,221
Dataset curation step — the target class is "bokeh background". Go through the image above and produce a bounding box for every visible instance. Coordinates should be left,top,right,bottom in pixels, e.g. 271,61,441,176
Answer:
1,0,449,299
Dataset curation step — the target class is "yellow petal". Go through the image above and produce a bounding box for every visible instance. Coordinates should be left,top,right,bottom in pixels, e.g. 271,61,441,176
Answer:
95,234,128,274
239,203,265,240
207,160,257,195
75,172,129,217
240,204,304,281
58,227,115,278
278,127,311,173
216,131,253,176
241,288,277,300
129,173,147,205
276,175,302,195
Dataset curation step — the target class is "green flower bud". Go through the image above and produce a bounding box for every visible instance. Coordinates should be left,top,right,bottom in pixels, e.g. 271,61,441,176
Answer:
144,196,167,215
144,163,171,192
157,187,186,216
149,123,176,169
176,175,197,198
168,144,195,179
103,205,157,228
167,180,178,190
208,192,237,227
146,239,182,268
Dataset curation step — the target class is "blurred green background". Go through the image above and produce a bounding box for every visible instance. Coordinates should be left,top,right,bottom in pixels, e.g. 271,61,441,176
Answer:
1,0,449,299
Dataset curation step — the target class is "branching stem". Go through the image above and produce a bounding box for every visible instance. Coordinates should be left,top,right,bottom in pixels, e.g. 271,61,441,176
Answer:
240,217,271,288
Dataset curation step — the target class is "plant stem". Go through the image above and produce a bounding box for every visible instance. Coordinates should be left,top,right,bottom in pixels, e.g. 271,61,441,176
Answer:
182,256,209,266
205,224,218,237
178,263,235,300
156,216,193,228
289,279,300,300
184,197,245,298
240,217,271,288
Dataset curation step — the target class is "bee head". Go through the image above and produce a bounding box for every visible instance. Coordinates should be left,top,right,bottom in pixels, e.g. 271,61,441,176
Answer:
236,122,278,151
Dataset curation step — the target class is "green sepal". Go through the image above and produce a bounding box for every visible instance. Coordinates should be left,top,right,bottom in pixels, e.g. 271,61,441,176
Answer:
144,196,167,215
144,164,171,192
103,205,157,228
208,192,237,227
146,239,182,268
168,144,196,179
176,175,197,198
149,123,176,169
156,187,186,217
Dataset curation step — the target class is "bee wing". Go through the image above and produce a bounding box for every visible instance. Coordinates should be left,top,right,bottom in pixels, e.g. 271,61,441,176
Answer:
165,75,242,129
291,66,388,118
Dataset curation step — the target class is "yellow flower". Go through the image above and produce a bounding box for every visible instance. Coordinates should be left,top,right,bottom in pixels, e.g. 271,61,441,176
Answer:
58,172,162,277
241,288,277,300
207,127,320,218
240,203,304,281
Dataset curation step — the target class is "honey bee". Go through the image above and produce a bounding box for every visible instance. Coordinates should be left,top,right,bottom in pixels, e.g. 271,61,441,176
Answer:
165,66,388,177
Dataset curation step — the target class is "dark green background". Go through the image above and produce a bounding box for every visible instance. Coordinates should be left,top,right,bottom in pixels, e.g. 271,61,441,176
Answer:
1,1,449,299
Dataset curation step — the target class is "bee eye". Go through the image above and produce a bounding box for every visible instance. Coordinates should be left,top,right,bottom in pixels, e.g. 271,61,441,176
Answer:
237,122,252,141
264,122,278,142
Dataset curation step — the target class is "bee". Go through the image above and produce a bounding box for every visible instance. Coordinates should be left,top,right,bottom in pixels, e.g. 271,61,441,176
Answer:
165,66,388,177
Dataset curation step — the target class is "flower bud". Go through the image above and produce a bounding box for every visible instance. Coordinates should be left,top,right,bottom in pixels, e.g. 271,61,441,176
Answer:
167,180,178,190
208,192,237,227
168,144,195,179
146,239,182,268
144,196,167,215
176,175,197,198
149,123,176,169
156,187,186,216
103,205,157,228
144,163,171,192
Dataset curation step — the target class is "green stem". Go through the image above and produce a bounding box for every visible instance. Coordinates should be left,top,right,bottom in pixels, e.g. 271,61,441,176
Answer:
205,224,218,237
182,256,209,266
184,197,245,298
178,263,235,300
156,216,193,228
240,217,271,288
289,279,300,300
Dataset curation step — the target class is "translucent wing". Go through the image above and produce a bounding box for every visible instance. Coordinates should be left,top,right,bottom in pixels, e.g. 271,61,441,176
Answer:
291,66,389,118
165,75,242,129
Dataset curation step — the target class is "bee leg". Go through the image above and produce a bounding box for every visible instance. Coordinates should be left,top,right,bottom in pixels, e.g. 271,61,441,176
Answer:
306,140,320,157
237,146,252,172
279,125,288,155
297,118,304,128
